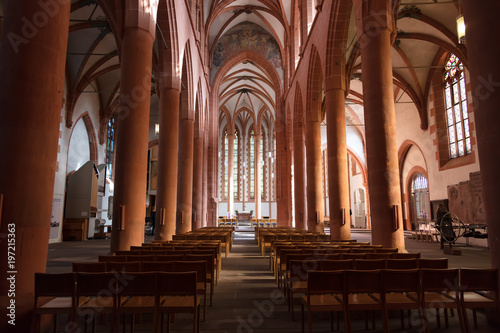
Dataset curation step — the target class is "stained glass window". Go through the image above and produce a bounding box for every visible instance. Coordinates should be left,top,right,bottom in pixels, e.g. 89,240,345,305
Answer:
260,135,264,199
444,54,471,158
233,131,238,199
224,133,228,200
250,129,255,199
106,118,115,179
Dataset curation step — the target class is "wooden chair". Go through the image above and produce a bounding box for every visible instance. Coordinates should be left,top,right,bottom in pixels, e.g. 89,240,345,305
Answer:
344,269,384,332
75,272,117,333
341,253,367,260
353,259,386,270
386,258,418,270
374,248,398,254
288,259,321,320
419,268,465,332
173,261,207,322
185,254,215,306
459,268,499,331
301,270,345,333
116,272,158,333
381,269,422,331
72,262,107,272
157,272,200,333
418,258,448,269
34,272,75,333
106,261,141,273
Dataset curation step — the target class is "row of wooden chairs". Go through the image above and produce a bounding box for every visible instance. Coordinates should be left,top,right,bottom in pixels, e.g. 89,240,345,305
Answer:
285,258,447,318
300,268,498,333
34,271,200,333
118,246,222,279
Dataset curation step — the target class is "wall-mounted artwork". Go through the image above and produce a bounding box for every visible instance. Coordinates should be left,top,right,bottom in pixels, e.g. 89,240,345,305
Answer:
212,21,282,71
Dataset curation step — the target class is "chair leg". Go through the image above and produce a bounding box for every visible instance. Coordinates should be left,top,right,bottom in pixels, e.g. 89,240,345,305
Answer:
473,309,478,328
308,307,312,333
301,304,305,333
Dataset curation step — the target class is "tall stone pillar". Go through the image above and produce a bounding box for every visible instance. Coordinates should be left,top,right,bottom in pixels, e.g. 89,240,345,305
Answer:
0,2,70,330
155,87,180,240
176,113,195,234
111,26,155,252
254,134,262,218
202,136,208,227
326,88,351,240
462,0,500,271
354,0,404,249
227,134,235,217
293,123,307,229
192,135,204,230
305,120,324,232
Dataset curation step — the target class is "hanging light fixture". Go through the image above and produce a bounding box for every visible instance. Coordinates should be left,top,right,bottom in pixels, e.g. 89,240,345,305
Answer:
457,14,466,44
155,123,160,135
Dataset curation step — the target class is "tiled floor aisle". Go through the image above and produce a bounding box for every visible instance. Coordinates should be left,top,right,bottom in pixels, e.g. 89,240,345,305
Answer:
45,229,498,332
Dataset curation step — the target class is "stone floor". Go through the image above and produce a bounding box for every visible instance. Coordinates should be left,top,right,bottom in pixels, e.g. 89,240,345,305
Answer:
44,227,497,332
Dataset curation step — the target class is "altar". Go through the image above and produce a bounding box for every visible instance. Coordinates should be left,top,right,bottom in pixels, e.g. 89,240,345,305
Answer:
237,212,252,221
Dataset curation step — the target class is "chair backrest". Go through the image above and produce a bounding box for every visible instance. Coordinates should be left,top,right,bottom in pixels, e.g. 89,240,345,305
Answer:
76,272,116,300
351,247,374,253
459,268,498,292
35,272,75,299
99,255,127,263
166,249,192,255
420,268,459,292
381,269,420,294
418,258,448,269
156,254,185,262
173,261,207,284
141,261,174,272
374,248,398,254
184,254,214,272
72,262,107,272
158,271,197,296
307,270,344,295
116,272,157,297
140,250,165,255
126,255,155,262
366,253,393,259
320,259,354,270
106,261,141,273
354,259,386,270
115,250,140,256
345,269,382,294
341,253,367,260
392,252,421,259
385,258,418,270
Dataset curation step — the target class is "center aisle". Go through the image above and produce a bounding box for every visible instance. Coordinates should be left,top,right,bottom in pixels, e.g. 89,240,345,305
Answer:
202,233,295,332
198,229,332,333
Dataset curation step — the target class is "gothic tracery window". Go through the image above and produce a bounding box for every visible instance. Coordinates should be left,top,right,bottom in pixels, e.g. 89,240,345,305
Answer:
444,54,471,158
106,117,115,179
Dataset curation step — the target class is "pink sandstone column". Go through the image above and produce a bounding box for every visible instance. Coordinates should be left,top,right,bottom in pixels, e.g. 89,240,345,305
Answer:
155,87,180,240
462,0,500,271
0,2,70,330
192,135,204,230
111,26,155,252
176,114,195,234
202,136,208,227
305,119,325,233
293,123,307,230
326,88,351,240
254,134,262,218
354,0,404,249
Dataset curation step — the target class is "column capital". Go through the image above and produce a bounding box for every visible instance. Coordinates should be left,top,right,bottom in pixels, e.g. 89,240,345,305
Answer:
123,2,158,40
353,0,398,38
